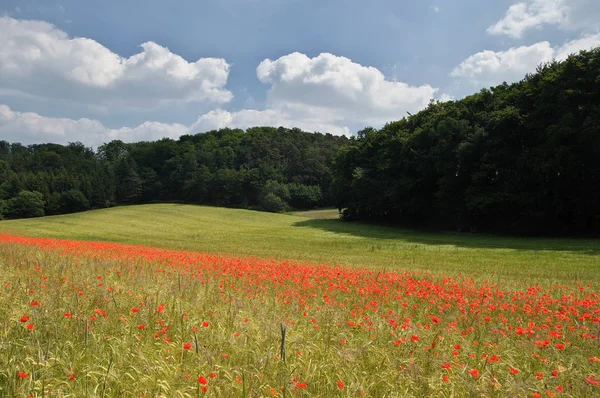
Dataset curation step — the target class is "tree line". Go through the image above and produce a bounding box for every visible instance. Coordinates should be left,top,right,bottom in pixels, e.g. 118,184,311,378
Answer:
332,48,600,234
2,48,598,235
0,127,348,219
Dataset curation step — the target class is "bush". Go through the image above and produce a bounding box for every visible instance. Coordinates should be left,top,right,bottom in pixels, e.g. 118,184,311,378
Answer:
6,190,45,218
259,192,288,213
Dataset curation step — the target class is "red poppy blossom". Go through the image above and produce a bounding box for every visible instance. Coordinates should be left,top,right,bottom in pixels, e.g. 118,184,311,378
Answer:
20,315,29,323
337,380,345,390
470,369,480,378
587,376,600,386
198,376,208,385
18,372,29,379
26,323,34,331
183,342,192,350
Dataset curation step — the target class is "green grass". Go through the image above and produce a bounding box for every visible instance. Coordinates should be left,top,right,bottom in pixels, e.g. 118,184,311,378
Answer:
0,203,598,282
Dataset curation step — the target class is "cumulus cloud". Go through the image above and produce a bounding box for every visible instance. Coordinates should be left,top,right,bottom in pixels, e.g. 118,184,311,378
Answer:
487,0,600,38
0,104,188,147
0,17,232,109
451,34,600,87
0,103,349,149
190,109,350,136
256,52,440,127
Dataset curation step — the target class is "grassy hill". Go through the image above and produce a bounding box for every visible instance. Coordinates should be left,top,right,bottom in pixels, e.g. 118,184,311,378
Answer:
0,203,598,282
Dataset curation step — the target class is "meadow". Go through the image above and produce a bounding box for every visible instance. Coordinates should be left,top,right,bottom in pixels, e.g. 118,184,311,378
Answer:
0,204,599,397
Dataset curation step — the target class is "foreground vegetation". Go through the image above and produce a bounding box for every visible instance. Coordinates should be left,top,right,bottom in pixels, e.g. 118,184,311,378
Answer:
1,234,599,397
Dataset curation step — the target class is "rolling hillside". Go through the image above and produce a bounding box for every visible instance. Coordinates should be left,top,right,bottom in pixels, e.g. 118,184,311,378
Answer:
0,203,598,282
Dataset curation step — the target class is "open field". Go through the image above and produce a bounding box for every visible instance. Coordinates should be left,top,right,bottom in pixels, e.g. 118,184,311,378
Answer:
1,205,599,396
0,204,598,283
1,234,599,397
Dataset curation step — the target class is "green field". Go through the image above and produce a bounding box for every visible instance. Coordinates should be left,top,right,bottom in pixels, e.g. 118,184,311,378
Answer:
0,204,598,283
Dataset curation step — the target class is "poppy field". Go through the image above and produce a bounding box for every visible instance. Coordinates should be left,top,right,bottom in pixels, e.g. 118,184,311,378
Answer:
1,232,599,397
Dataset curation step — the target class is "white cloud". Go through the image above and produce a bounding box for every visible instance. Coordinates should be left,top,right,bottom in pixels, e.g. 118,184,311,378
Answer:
487,0,567,38
0,104,188,147
487,0,600,39
555,33,600,60
0,17,232,109
190,109,351,136
256,52,439,127
451,34,600,87
451,42,555,86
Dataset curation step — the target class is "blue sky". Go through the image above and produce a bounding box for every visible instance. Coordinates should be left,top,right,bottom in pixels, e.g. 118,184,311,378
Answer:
1,0,599,147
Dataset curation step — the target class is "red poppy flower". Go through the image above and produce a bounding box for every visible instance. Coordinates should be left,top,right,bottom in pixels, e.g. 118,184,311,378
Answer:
18,372,29,379
510,368,519,375
587,376,600,386
337,380,345,390
470,369,480,378
198,376,208,385
26,324,34,331
183,342,192,350
20,315,29,323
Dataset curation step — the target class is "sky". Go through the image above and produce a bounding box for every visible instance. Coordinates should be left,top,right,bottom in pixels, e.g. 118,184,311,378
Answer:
1,0,599,148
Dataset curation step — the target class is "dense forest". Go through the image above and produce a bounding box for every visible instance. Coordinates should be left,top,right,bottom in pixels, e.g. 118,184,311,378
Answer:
2,48,599,235
333,48,600,234
0,127,348,218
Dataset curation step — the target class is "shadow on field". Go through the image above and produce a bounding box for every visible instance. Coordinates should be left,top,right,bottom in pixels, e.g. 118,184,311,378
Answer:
292,218,600,255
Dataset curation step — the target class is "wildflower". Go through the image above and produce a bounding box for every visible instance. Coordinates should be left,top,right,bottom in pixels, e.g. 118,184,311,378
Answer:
411,335,420,342
64,312,72,318
30,301,39,307
555,344,565,350
183,342,192,350
69,373,76,381
295,381,307,389
20,315,29,323
510,368,519,375
26,323,34,331
138,323,146,330
209,372,217,379
337,380,345,390
157,303,165,313
202,321,210,328
442,375,450,383
586,376,600,386
198,376,208,385
536,373,544,380
470,369,480,378
18,372,29,379
556,386,563,392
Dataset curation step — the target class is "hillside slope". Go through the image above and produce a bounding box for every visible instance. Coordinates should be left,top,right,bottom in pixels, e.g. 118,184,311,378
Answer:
0,204,598,281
